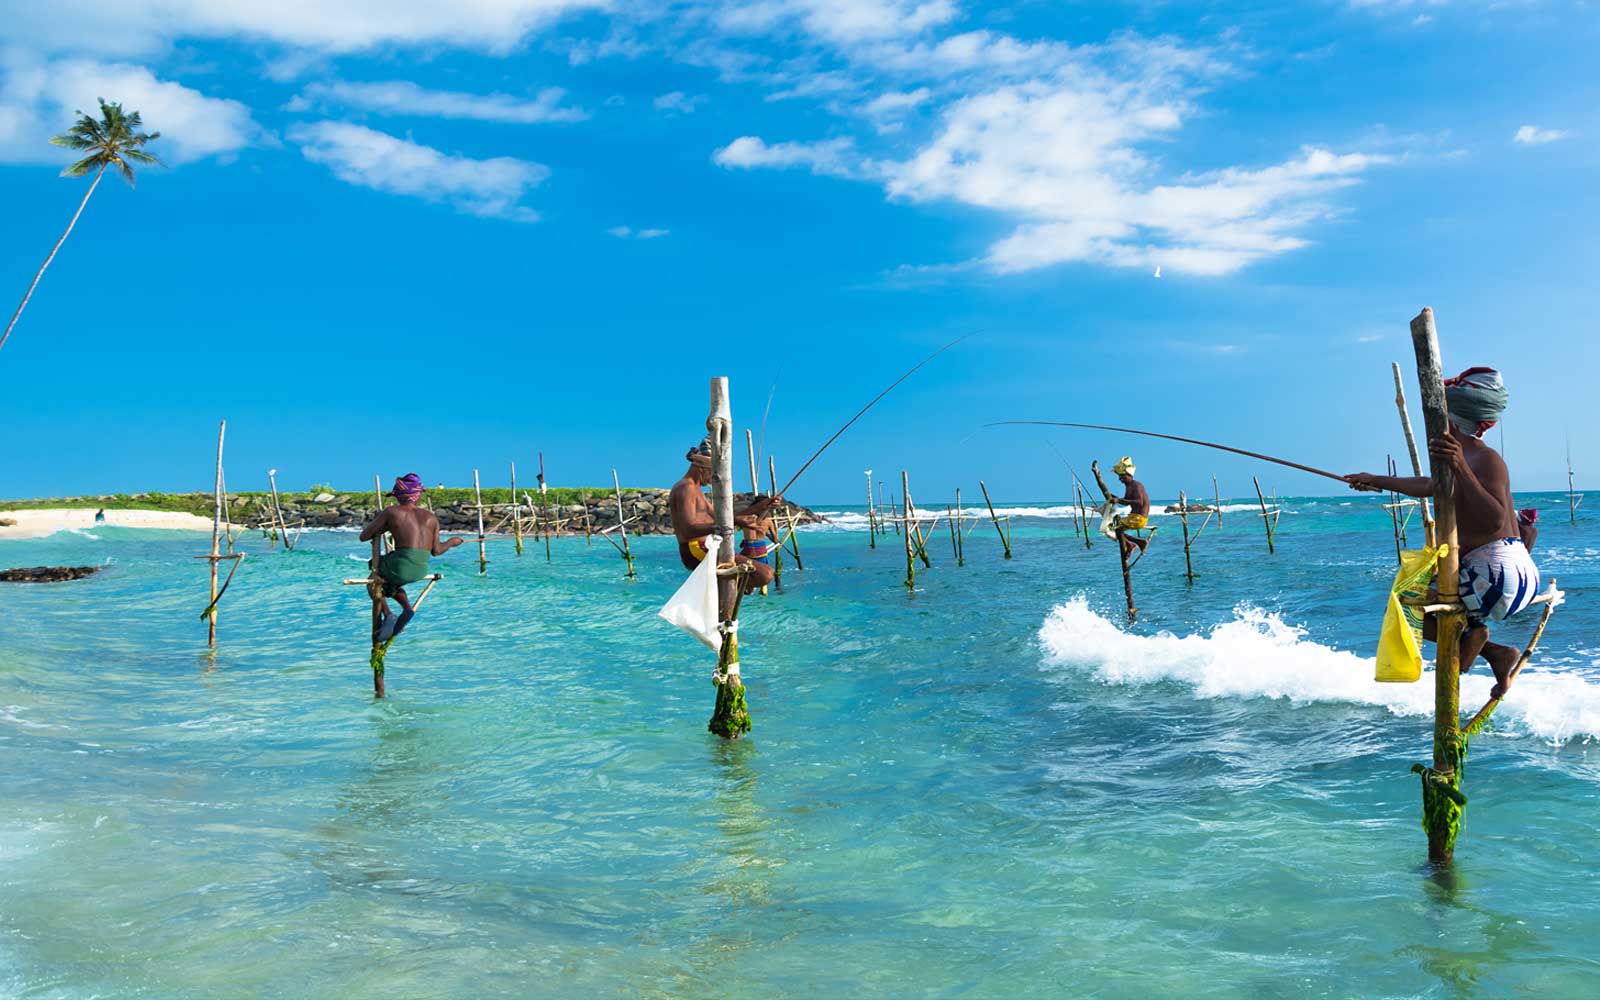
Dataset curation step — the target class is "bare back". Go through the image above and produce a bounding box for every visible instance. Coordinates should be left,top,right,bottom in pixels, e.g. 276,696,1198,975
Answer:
376,504,440,551
1123,479,1150,517
1457,440,1518,553
669,475,715,544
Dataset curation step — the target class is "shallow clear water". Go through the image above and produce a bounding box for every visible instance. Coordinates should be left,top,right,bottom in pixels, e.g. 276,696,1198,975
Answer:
3,495,1598,998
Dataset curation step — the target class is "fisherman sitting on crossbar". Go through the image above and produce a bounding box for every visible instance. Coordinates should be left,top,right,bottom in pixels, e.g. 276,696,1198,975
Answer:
360,473,465,642
1346,367,1541,699
670,438,779,594
1109,456,1152,561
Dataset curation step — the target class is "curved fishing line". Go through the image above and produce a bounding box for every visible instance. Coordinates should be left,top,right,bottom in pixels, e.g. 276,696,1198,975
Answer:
755,363,782,474
1044,440,1088,494
779,334,973,496
988,420,1348,484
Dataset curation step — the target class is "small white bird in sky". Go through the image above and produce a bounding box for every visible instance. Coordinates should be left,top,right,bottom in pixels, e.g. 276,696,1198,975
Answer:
1153,265,1161,278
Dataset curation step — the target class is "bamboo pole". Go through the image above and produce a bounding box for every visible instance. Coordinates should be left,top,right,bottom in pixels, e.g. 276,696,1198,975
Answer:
1178,489,1195,585
766,456,784,586
538,453,551,563
902,470,915,589
770,455,803,569
1393,361,1437,547
889,489,901,536
866,469,877,549
1253,476,1275,555
1213,475,1222,530
1387,456,1406,564
267,469,294,550
612,469,635,579
955,487,965,566
472,469,488,574
904,475,931,569
510,461,524,556
581,490,593,546
1568,451,1579,525
207,420,225,649
978,480,1012,559
1410,307,1466,867
1077,481,1093,550
707,377,751,739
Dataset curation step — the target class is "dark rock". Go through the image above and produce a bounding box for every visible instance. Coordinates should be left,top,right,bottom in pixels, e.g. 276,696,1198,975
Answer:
1,565,103,583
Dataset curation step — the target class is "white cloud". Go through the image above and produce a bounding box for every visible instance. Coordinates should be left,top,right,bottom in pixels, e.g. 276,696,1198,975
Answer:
653,91,707,113
1514,124,1567,146
0,50,263,165
862,87,931,116
288,79,587,123
607,225,669,238
715,1,959,46
11,0,610,57
714,135,861,177
289,121,548,220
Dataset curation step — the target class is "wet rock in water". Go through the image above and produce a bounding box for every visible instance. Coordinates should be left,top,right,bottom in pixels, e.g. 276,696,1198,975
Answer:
1,565,104,583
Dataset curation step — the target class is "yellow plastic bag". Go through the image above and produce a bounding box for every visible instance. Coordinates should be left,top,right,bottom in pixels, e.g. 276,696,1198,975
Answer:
1376,544,1447,683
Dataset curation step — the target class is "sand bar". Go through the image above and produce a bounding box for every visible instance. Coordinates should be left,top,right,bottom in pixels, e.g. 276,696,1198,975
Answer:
0,508,220,540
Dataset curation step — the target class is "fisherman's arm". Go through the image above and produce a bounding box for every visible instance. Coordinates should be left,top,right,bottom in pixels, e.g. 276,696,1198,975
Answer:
1345,473,1432,496
428,519,465,555
358,509,389,542
1433,435,1510,524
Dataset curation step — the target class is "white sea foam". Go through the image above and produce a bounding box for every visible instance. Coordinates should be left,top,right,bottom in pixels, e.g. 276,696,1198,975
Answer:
1037,596,1600,743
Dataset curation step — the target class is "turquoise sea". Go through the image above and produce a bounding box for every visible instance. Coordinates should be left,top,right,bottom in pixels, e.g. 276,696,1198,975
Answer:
3,494,1598,998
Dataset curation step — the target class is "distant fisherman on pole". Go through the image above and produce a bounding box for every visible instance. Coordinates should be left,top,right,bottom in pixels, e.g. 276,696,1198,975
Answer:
670,438,778,593
360,473,465,642
1346,367,1541,698
1108,456,1151,561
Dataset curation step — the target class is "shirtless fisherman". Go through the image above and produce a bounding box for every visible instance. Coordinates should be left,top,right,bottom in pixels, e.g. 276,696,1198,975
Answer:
669,439,779,593
360,473,465,641
1346,367,1540,698
1107,456,1151,561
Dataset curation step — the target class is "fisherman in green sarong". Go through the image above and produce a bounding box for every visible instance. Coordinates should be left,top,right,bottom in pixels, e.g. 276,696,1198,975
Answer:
360,473,464,641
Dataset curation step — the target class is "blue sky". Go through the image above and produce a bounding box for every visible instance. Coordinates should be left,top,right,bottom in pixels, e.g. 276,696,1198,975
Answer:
0,1,1595,503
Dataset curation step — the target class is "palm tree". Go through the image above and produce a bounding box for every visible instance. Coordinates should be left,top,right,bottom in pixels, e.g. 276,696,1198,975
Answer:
0,99,160,356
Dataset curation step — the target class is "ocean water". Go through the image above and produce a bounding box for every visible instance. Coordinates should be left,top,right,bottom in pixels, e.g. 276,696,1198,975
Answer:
2,495,1598,998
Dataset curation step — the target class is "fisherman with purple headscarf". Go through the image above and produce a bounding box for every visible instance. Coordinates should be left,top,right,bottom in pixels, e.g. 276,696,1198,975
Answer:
359,472,465,641
1346,366,1540,698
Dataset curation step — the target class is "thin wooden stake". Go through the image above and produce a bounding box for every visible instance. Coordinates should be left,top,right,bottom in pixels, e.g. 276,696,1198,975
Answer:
955,486,965,566
1077,481,1093,550
1213,475,1223,531
582,490,593,546
538,452,551,563
1253,476,1275,555
612,469,635,579
207,420,225,649
978,480,1012,559
1393,360,1437,547
267,469,295,550
766,455,784,586
1179,489,1195,585
770,455,803,569
866,468,877,549
511,461,524,556
902,470,915,589
472,468,488,574
904,475,931,568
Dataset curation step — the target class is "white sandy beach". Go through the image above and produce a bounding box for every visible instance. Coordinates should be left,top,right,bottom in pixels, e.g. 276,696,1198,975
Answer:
0,508,220,540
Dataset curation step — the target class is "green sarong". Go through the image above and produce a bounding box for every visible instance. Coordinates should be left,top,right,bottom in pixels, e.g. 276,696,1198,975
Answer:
377,548,430,595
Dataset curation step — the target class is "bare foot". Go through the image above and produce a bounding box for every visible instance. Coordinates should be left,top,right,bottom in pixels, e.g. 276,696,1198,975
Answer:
1484,642,1521,700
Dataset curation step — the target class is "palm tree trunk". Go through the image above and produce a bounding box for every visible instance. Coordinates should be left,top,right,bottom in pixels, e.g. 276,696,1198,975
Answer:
0,164,107,356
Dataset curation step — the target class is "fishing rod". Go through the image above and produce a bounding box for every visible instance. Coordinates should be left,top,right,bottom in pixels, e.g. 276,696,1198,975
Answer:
755,363,782,474
1045,440,1089,494
988,420,1348,484
776,334,972,497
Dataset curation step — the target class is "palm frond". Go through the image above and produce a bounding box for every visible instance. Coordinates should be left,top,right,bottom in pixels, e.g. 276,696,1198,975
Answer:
49,99,162,184
121,148,161,166
49,134,96,150
60,154,107,178
117,159,137,186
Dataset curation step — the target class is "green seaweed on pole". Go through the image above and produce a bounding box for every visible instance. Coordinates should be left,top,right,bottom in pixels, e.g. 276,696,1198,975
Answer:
706,376,753,739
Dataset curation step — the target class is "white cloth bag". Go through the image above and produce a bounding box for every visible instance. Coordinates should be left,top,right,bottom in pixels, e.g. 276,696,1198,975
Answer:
1097,500,1120,540
658,535,723,650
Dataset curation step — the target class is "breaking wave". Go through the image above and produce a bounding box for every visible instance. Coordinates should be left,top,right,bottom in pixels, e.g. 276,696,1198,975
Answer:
1037,596,1600,743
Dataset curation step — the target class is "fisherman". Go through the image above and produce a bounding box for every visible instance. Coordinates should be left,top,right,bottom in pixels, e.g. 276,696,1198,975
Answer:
1108,456,1151,560
1346,367,1539,698
93,508,105,524
359,473,465,641
740,506,776,587
669,438,778,593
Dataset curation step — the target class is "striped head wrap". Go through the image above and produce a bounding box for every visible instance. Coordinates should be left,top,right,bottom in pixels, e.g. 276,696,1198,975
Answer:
1443,367,1508,437
391,473,424,504
687,437,713,468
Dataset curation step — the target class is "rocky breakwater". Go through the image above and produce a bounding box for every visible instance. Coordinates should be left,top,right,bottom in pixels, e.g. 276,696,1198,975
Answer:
1,566,103,583
265,490,826,536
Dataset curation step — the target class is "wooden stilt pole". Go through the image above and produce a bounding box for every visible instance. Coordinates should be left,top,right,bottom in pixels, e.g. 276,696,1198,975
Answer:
1118,531,1137,621
612,469,635,579
1409,307,1466,866
1213,475,1223,531
955,486,965,566
866,469,877,549
770,455,803,569
902,470,915,590
582,490,593,546
707,377,751,739
511,461,524,556
1568,448,1579,525
369,536,385,697
978,480,1012,559
1388,456,1406,564
904,475,931,568
472,469,488,574
1077,481,1093,550
1179,488,1195,585
766,456,784,586
1253,476,1275,554
267,469,294,551
207,420,225,649
538,453,551,563
889,489,901,536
